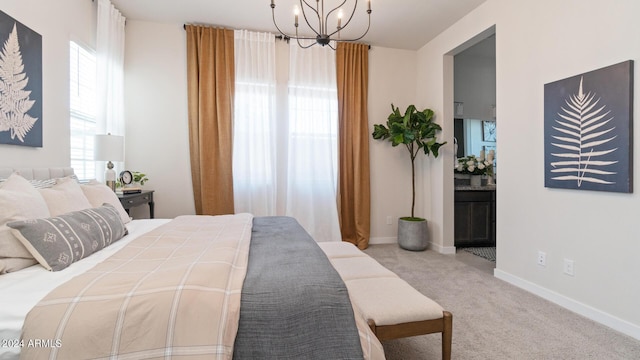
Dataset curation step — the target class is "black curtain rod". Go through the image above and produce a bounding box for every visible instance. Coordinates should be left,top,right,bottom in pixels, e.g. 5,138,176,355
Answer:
181,24,288,43
182,25,370,49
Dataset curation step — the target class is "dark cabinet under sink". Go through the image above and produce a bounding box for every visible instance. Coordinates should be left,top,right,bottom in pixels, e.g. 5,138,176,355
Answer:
454,189,496,247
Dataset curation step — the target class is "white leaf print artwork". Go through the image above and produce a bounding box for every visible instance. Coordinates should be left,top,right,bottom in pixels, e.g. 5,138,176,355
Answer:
549,77,618,187
0,23,37,142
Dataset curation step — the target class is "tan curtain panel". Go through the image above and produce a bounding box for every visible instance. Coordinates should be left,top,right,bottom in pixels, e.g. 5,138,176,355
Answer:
336,42,370,249
185,25,235,215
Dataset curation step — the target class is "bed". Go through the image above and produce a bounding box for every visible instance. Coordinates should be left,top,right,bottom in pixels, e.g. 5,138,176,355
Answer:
0,168,385,359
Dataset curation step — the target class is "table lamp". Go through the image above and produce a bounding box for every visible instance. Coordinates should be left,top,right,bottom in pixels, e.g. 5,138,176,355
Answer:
94,133,124,191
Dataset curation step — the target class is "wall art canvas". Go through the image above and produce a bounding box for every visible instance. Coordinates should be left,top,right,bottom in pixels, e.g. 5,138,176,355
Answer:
544,60,633,193
0,10,42,147
482,120,496,142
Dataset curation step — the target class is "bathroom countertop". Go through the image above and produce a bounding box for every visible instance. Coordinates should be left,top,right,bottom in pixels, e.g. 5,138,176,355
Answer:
455,184,496,191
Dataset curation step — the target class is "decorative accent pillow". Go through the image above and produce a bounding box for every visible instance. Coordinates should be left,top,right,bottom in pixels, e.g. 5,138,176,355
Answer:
28,178,57,189
0,257,38,274
0,173,50,267
0,176,66,189
38,176,92,216
7,204,128,271
81,180,131,224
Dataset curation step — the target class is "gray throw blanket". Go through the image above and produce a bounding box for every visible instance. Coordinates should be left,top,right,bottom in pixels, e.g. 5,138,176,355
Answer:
233,216,364,360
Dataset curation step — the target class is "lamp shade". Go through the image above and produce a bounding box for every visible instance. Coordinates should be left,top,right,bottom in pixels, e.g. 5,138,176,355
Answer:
94,134,124,162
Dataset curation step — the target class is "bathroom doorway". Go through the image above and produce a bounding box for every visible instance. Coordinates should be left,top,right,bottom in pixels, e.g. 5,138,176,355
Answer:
451,30,497,263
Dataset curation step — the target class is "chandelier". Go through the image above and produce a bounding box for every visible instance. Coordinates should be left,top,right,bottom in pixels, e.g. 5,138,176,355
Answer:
270,0,372,49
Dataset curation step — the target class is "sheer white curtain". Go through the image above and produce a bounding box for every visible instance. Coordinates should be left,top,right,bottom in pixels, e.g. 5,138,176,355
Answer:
233,30,278,215
287,42,341,242
95,0,125,179
232,34,341,242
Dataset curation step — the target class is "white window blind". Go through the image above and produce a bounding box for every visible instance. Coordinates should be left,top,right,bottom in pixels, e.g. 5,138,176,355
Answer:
69,41,97,181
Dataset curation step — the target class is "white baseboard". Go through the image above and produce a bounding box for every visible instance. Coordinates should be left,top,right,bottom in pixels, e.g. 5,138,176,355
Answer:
494,269,640,341
429,242,456,255
369,236,396,245
368,237,456,255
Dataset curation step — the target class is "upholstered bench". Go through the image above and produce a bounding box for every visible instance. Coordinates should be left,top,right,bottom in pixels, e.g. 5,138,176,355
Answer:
319,242,452,360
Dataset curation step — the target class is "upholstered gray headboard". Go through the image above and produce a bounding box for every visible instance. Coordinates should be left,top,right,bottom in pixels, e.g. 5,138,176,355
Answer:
0,167,75,180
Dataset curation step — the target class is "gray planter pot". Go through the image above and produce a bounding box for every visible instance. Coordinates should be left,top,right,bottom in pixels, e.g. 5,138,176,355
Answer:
397,218,428,251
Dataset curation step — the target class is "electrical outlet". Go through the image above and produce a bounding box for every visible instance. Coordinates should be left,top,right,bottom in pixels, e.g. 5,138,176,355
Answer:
386,216,392,225
537,251,546,266
564,259,575,276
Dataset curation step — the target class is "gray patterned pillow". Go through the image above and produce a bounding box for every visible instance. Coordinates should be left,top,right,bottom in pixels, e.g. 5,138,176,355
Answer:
7,204,128,271
28,178,57,189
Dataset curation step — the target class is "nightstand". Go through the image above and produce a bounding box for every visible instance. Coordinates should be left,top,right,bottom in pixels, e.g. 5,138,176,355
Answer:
117,190,154,219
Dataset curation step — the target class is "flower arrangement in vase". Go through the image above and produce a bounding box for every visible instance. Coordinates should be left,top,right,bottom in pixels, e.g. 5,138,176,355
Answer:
455,153,494,186
455,155,493,176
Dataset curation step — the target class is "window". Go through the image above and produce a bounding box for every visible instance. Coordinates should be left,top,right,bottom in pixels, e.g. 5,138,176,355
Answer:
69,41,97,181
287,83,338,186
232,33,341,242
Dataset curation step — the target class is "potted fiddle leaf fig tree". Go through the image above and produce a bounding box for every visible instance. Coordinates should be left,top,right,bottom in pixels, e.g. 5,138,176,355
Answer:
372,104,446,251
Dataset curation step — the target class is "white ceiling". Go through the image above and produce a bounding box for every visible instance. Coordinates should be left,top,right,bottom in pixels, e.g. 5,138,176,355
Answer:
110,0,487,50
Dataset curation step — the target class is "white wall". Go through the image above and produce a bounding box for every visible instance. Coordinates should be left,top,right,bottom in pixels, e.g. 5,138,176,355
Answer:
418,0,640,339
0,0,95,168
368,46,418,243
454,37,496,121
123,22,418,237
123,21,194,219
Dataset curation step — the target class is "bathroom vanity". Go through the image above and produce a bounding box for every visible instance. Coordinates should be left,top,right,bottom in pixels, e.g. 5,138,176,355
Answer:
454,184,496,247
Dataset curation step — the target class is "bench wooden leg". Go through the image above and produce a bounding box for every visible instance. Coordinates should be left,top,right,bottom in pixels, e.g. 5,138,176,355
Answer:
442,311,452,360
367,311,453,360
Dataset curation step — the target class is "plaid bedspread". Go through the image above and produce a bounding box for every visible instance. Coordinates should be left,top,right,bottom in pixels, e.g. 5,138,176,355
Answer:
20,214,253,360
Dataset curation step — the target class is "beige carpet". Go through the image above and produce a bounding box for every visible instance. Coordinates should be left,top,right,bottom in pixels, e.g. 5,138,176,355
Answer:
364,244,640,360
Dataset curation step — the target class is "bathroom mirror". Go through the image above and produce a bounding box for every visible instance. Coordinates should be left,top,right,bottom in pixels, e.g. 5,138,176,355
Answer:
454,118,497,174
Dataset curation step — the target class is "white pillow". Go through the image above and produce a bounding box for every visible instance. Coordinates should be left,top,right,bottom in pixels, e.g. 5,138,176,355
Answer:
0,173,50,263
81,180,131,224
38,176,92,216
